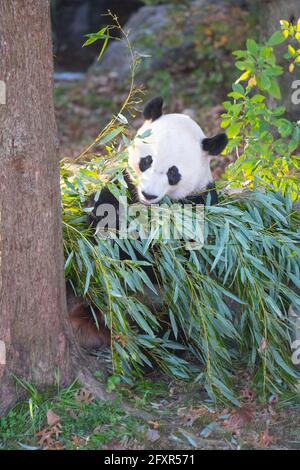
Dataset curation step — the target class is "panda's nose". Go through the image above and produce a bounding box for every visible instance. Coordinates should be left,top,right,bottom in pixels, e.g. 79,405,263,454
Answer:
141,191,158,201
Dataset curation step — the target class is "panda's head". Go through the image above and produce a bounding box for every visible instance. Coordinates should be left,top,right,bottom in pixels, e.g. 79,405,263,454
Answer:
128,97,228,205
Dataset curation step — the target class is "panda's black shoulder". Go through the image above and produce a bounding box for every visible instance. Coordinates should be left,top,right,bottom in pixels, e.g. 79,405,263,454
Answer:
87,170,137,229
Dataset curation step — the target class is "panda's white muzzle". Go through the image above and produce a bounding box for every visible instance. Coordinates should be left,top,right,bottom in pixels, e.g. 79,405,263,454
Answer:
138,171,168,204
138,188,164,205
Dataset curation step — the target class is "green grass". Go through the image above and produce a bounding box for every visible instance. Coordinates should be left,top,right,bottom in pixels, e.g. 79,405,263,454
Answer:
2,375,300,450
0,379,147,450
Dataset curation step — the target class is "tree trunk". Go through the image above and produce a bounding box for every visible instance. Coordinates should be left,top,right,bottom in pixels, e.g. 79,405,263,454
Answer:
0,0,75,415
260,0,300,120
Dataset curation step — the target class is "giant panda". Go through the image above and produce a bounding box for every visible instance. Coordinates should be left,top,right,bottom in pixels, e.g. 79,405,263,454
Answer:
127,96,227,206
70,96,228,348
90,96,228,225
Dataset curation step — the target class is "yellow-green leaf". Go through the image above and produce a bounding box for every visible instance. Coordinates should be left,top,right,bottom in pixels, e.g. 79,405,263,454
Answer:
238,70,251,81
280,19,289,28
227,122,242,138
288,45,296,55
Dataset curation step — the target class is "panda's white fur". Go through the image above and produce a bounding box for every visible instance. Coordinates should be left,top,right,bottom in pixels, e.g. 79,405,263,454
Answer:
128,113,214,205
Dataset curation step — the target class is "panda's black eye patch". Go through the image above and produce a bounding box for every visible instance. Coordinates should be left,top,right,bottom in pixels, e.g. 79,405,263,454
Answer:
167,165,181,185
139,155,153,172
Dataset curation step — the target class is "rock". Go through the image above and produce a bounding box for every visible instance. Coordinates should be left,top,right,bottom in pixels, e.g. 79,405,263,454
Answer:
89,0,247,85
89,4,172,81
53,0,143,71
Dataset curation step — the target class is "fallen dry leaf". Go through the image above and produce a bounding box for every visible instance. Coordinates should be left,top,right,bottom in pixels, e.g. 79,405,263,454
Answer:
71,435,86,449
48,441,65,450
177,406,215,427
36,423,63,449
147,420,161,429
258,428,275,448
37,430,54,448
47,409,61,427
75,388,94,404
226,405,255,432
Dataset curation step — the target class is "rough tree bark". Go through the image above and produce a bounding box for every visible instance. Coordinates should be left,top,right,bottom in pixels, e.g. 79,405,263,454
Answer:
0,0,75,415
260,0,300,120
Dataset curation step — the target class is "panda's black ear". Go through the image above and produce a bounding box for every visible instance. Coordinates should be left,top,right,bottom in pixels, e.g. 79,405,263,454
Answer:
143,96,163,121
202,133,228,156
